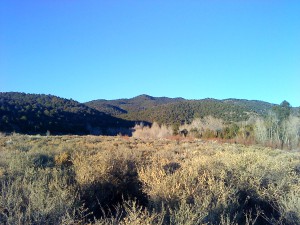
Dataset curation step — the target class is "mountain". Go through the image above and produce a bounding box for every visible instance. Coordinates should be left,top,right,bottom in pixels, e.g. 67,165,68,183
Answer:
119,99,252,125
86,95,277,126
86,94,186,116
0,92,134,135
87,95,300,126
2,92,297,135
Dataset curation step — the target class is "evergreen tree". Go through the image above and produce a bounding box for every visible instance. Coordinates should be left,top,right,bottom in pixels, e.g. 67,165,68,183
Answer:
272,100,291,123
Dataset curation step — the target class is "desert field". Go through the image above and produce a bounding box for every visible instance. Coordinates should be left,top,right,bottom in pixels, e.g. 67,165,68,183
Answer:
0,134,299,224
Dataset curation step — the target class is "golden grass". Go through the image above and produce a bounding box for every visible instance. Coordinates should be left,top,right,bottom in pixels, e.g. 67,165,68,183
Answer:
0,134,299,224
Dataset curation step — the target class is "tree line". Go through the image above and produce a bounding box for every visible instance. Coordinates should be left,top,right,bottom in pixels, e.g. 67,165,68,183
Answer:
174,101,300,150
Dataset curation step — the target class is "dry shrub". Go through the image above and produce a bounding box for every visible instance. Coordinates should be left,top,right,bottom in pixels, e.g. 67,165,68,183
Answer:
72,148,147,218
180,116,224,138
132,122,173,139
278,190,300,224
55,151,72,167
138,143,300,224
93,199,165,225
138,155,236,222
1,135,300,224
120,200,164,225
0,167,78,225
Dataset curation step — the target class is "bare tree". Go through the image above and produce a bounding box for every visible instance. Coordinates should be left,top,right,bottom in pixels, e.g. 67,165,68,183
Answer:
254,113,300,150
281,116,300,149
254,117,268,144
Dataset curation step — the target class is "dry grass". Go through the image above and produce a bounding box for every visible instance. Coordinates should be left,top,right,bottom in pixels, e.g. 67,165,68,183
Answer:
0,134,299,224
132,122,173,139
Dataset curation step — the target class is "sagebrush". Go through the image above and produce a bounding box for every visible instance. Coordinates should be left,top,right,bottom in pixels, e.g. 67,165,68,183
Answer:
0,134,300,224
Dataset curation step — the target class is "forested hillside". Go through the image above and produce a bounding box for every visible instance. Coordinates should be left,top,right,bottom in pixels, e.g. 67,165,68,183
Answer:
86,95,278,126
86,94,186,116
0,92,134,135
1,92,298,135
223,98,275,115
119,99,253,125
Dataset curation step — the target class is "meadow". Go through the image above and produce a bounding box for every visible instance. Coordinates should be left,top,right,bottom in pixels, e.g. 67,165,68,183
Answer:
0,134,299,224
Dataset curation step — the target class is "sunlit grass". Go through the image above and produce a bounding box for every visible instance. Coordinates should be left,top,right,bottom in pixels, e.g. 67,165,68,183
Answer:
0,134,299,224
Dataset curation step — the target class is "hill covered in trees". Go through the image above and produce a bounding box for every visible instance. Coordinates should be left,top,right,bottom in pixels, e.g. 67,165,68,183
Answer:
223,98,276,115
1,92,298,135
86,95,282,126
86,94,186,116
0,92,134,135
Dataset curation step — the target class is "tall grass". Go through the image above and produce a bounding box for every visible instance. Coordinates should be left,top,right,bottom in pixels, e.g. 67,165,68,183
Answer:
0,134,299,224
132,122,173,139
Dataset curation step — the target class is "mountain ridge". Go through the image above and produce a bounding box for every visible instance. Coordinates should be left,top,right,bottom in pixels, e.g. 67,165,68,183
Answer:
85,94,288,125
1,92,298,134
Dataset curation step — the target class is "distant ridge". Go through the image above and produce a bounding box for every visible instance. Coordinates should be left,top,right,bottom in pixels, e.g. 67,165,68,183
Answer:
85,95,285,125
1,92,298,134
86,94,186,116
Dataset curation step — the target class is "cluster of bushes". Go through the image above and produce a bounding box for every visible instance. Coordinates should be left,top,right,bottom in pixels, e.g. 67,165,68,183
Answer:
170,102,300,150
1,135,300,224
253,102,300,149
132,122,173,139
177,117,252,141
131,116,246,141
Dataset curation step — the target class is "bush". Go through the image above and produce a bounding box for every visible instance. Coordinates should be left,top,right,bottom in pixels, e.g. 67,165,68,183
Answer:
0,168,78,225
72,148,147,219
30,153,55,168
55,151,72,167
1,134,300,224
132,122,173,139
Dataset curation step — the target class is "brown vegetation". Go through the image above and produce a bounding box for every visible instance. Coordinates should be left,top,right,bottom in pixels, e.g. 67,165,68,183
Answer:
0,134,300,224
132,122,173,139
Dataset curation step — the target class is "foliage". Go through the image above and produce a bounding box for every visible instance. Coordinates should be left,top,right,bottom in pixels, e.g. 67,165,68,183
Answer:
0,92,134,135
86,94,186,116
273,101,292,123
256,115,300,149
2,93,299,138
86,95,284,126
132,122,173,139
116,99,253,125
253,101,300,149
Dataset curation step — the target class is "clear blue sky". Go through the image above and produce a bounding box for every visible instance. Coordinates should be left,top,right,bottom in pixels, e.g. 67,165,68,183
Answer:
1,1,299,106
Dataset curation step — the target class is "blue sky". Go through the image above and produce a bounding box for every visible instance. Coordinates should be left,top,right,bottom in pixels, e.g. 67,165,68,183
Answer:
1,1,299,106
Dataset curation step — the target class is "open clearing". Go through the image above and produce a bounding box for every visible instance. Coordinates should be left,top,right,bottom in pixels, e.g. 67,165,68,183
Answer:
0,135,300,224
